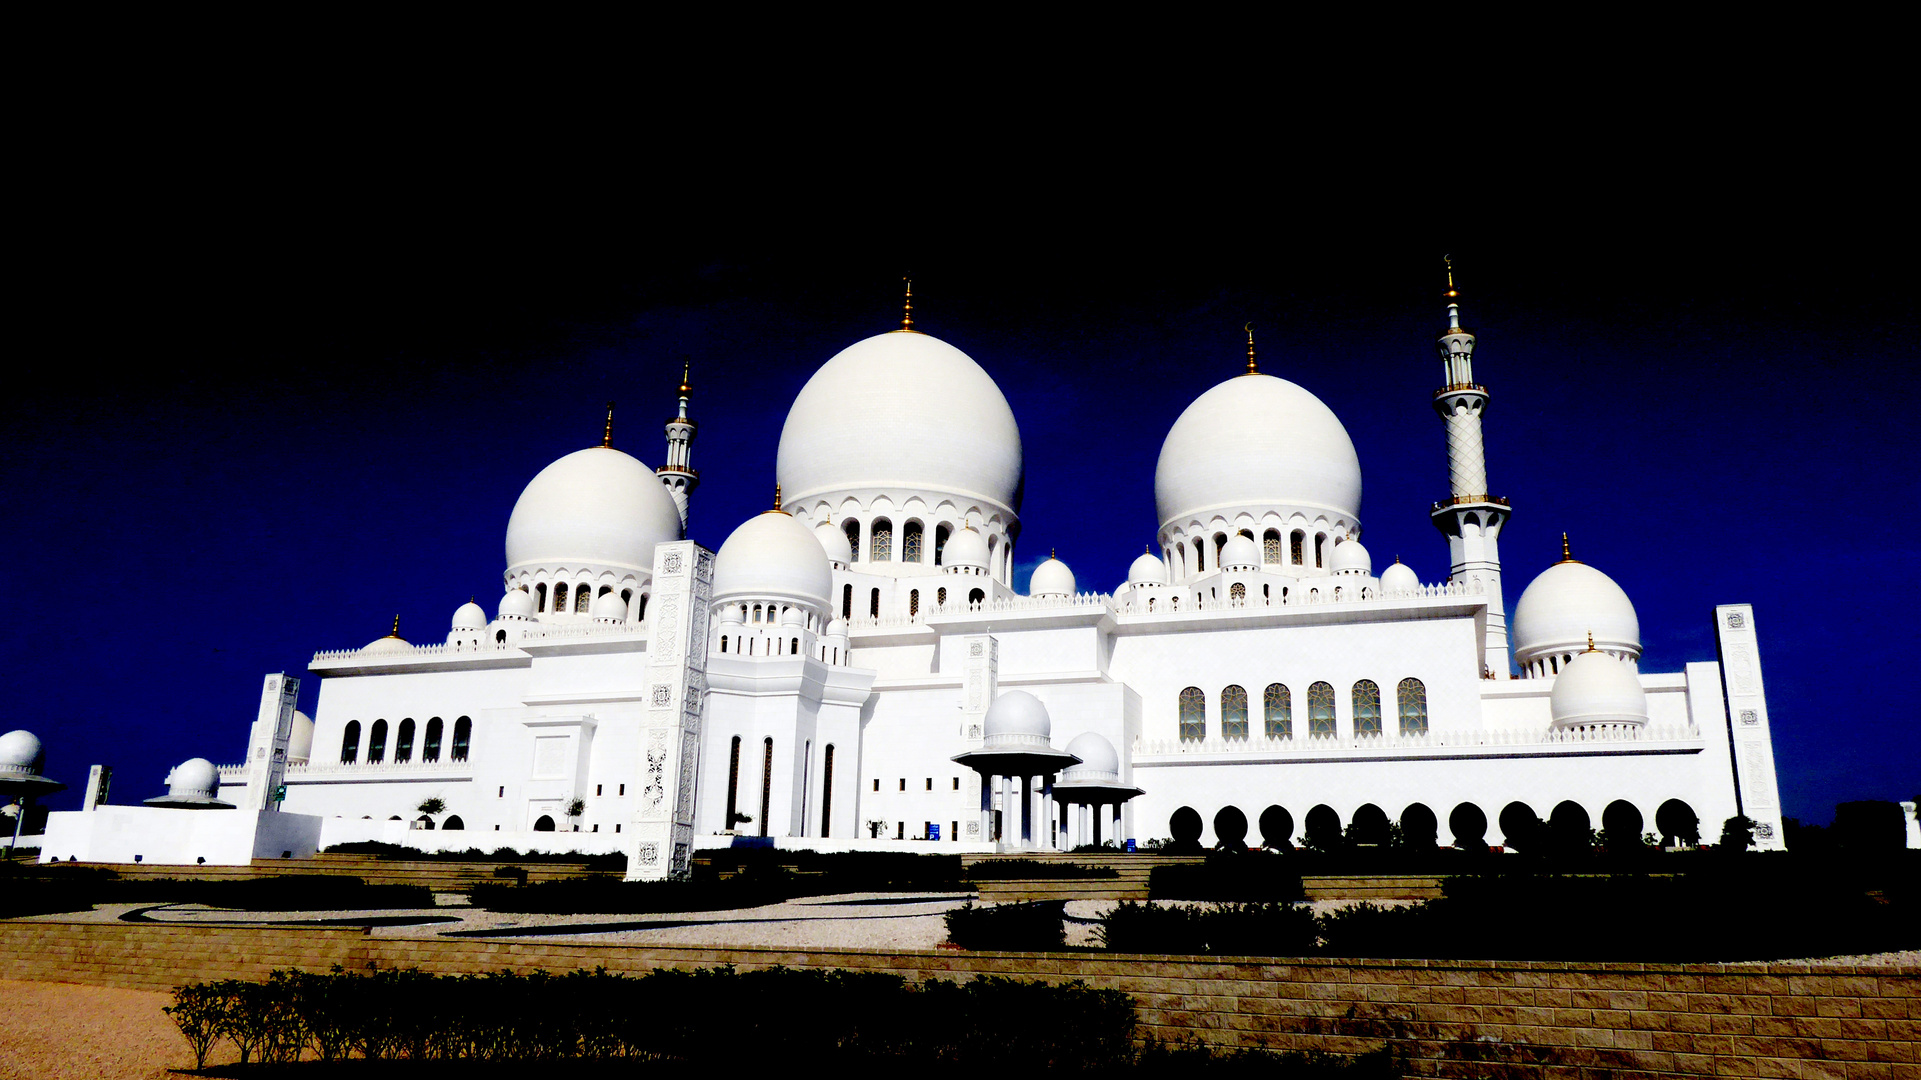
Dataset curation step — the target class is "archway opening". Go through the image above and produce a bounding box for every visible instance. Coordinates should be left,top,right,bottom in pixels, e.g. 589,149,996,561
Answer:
1449,802,1488,850
1258,805,1294,850
533,815,556,832
1168,806,1204,853
1656,799,1700,848
1602,800,1645,851
1398,803,1439,850
1548,800,1593,856
1498,801,1543,852
1349,803,1391,847
1212,806,1249,851
1303,804,1342,852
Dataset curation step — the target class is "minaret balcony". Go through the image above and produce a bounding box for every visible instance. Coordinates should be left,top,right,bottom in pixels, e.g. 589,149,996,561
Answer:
1430,494,1509,512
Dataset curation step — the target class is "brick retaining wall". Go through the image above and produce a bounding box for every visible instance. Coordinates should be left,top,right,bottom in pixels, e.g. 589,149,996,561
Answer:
1,920,1912,1078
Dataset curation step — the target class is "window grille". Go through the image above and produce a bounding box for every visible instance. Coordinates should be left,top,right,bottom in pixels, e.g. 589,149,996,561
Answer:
1179,686,1206,741
1264,683,1291,739
1353,679,1382,736
1308,682,1336,735
1397,677,1429,735
1221,685,1249,740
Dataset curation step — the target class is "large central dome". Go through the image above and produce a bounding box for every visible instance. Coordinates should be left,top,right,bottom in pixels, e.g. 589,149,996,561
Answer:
777,331,1023,511
1155,373,1362,529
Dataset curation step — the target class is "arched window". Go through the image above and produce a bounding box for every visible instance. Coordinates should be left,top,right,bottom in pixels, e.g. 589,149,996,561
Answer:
726,736,741,831
1263,529,1282,564
451,717,471,761
1147,598,1156,612
533,815,555,832
1221,685,1249,740
496,629,506,644
1193,537,1206,572
934,524,950,566
535,583,548,612
1315,533,1327,568
340,721,360,764
820,743,835,838
968,588,984,606
1264,683,1291,739
637,594,648,620
1179,687,1206,741
790,637,799,654
1290,530,1305,565
442,815,464,830
760,737,774,838
576,585,591,613
1353,679,1382,736
871,518,893,561
937,586,947,607
367,719,388,763
423,717,443,762
1229,583,1246,604
554,582,569,614
1397,678,1429,735
909,589,920,617
869,588,881,618
1307,681,1336,735
903,520,923,563
395,718,415,763
720,636,728,653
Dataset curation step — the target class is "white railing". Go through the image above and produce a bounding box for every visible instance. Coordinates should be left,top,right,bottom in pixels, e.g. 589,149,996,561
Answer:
1134,723,1699,756
1114,578,1483,617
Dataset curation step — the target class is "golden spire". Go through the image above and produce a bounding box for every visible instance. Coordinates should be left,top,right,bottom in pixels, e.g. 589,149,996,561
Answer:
1560,532,1573,562
1051,548,1057,559
678,362,692,397
602,401,615,448
387,614,401,638
771,482,786,514
1444,254,1459,300
1585,631,1598,653
1243,322,1258,375
901,276,914,331
1443,256,1465,334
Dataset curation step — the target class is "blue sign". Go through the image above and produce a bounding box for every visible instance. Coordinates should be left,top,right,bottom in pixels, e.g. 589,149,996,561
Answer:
1123,838,1136,852
928,823,941,841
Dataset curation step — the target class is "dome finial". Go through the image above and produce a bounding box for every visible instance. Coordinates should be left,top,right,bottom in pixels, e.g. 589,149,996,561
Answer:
1585,630,1598,653
772,482,786,514
901,275,914,332
1443,255,1464,333
1560,532,1573,562
602,401,615,448
388,614,401,638
678,361,692,397
1243,321,1258,375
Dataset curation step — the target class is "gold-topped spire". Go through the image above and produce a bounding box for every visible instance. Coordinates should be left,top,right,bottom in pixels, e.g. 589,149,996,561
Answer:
1444,254,1458,299
1243,322,1258,375
901,276,914,331
771,482,785,514
602,401,615,447
387,614,401,638
1584,631,1598,653
1560,532,1573,562
678,361,692,397
1443,255,1465,334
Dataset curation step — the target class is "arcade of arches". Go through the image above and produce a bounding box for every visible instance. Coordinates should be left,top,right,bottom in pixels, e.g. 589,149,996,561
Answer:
1165,796,1705,851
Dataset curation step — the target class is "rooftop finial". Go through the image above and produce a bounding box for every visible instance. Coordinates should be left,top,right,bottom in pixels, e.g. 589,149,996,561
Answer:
602,401,615,447
1243,321,1258,375
773,482,784,514
678,361,692,397
1443,255,1464,333
1561,532,1572,561
1585,631,1598,653
389,614,401,637
901,276,914,332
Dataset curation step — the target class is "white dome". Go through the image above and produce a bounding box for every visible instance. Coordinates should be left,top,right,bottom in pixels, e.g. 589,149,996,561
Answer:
712,510,834,610
287,711,315,763
451,601,488,631
1330,537,1371,575
359,632,415,657
1155,373,1362,528
825,617,847,638
590,590,628,622
1127,550,1167,585
1550,650,1649,728
0,730,43,773
1030,555,1075,596
1220,534,1260,570
1062,731,1119,781
944,527,989,569
776,331,1023,511
505,447,683,575
168,757,219,800
1380,559,1419,594
499,589,535,619
1513,558,1641,661
983,690,1051,745
814,525,849,565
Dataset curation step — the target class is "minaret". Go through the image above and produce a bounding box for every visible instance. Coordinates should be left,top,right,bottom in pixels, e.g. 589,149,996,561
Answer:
657,364,699,537
1428,259,1511,678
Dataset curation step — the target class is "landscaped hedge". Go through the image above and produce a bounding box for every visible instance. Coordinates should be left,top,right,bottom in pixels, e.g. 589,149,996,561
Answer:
694,848,968,892
468,875,789,915
0,867,432,917
1098,902,1316,955
1148,854,1305,901
322,841,627,870
943,900,1068,951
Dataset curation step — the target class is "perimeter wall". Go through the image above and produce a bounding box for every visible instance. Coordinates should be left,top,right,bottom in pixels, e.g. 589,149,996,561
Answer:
1,920,1913,1080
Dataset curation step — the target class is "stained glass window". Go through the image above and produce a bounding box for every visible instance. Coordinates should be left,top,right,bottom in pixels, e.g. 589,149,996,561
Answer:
1308,681,1336,735
903,521,923,563
1398,678,1429,735
1353,680,1382,736
1264,530,1282,564
1265,683,1291,739
871,520,892,562
1221,685,1249,740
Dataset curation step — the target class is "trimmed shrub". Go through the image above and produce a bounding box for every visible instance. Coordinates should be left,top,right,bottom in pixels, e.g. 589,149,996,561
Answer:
1150,853,1305,901
469,875,789,914
943,900,1067,951
968,860,1118,880
1097,901,1316,956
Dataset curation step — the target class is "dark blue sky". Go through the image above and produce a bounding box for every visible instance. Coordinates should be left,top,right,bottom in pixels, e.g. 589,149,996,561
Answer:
9,63,1915,826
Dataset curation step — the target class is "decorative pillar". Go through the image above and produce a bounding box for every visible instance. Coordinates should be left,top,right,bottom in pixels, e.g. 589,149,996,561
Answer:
626,540,713,880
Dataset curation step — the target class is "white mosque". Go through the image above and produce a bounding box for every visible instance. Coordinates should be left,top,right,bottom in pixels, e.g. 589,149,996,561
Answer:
37,280,1789,876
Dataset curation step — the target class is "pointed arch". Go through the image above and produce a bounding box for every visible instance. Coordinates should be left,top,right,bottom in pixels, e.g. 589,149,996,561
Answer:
340,720,360,764
1397,678,1429,735
1264,683,1291,739
1353,680,1382,736
1307,681,1336,735
1220,685,1248,740
1179,687,1206,741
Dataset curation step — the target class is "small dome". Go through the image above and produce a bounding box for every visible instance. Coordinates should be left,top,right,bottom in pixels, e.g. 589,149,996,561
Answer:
168,758,220,800
1062,731,1119,781
359,631,415,657
287,711,315,763
824,617,847,638
814,525,850,565
1512,557,1641,662
780,606,805,627
983,690,1052,746
944,527,989,570
1220,534,1260,570
0,730,43,773
777,331,1024,512
712,509,834,610
505,447,683,576
1155,373,1362,530
1380,559,1419,594
1330,537,1371,575
499,589,536,619
720,604,744,625
1127,550,1168,585
1030,555,1075,596
1550,649,1648,728
590,590,628,622
451,601,489,631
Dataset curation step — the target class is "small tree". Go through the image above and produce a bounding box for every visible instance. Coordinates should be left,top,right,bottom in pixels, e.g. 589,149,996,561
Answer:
1718,815,1755,853
565,798,586,831
163,982,224,1070
417,796,446,817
